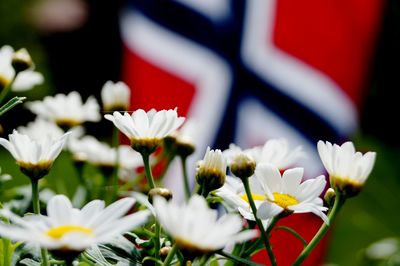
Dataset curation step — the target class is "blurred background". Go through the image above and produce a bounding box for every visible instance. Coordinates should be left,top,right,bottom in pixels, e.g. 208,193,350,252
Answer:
1,0,400,265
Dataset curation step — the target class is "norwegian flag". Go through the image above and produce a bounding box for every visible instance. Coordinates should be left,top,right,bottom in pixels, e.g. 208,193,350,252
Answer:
120,0,383,265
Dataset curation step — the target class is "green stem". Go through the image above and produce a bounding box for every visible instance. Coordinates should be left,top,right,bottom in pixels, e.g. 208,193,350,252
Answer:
0,203,11,266
40,248,50,266
224,243,243,266
31,179,40,214
49,260,66,265
243,217,279,257
162,244,178,266
154,221,161,261
293,192,345,266
217,251,264,266
111,127,120,202
180,156,191,201
242,178,277,266
176,249,185,265
265,216,279,236
2,237,10,266
31,179,50,266
119,152,173,192
142,256,163,265
198,254,212,266
141,152,156,189
243,238,262,257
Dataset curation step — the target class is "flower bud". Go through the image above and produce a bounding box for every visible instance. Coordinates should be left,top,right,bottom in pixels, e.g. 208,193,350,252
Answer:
163,136,178,155
318,141,376,199
196,168,226,195
230,153,256,179
159,246,172,258
101,81,130,112
195,148,226,195
12,48,32,73
148,187,173,203
176,142,195,158
324,188,336,207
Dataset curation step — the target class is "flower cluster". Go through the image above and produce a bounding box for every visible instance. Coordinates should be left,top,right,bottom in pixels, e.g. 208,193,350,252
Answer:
0,45,377,266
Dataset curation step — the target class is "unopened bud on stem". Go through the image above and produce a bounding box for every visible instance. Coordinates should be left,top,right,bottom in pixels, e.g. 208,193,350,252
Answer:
12,48,33,73
148,187,173,203
324,187,336,207
230,153,256,179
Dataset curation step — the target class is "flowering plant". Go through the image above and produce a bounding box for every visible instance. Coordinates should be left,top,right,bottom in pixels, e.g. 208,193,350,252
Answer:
0,45,376,266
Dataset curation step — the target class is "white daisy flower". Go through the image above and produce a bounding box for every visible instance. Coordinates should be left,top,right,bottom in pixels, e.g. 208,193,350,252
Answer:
216,176,254,218
12,70,44,92
26,91,101,128
18,118,64,142
0,130,69,179
153,195,258,254
101,80,130,112
254,164,328,223
216,175,281,225
218,165,328,224
317,140,376,196
252,138,305,170
0,45,43,91
68,135,142,168
68,135,116,166
196,147,227,192
0,195,150,251
104,108,185,153
0,45,15,88
18,118,84,144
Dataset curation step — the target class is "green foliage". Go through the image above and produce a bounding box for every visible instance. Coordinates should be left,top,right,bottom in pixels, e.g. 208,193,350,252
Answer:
0,239,22,266
82,236,143,265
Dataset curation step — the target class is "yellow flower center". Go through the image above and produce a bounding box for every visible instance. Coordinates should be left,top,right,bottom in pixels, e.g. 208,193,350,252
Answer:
271,192,298,209
240,193,298,209
46,225,93,239
240,194,267,202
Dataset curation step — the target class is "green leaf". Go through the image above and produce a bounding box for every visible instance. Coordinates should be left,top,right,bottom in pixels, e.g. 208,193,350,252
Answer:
19,258,41,266
83,236,143,265
0,96,26,117
82,246,111,266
